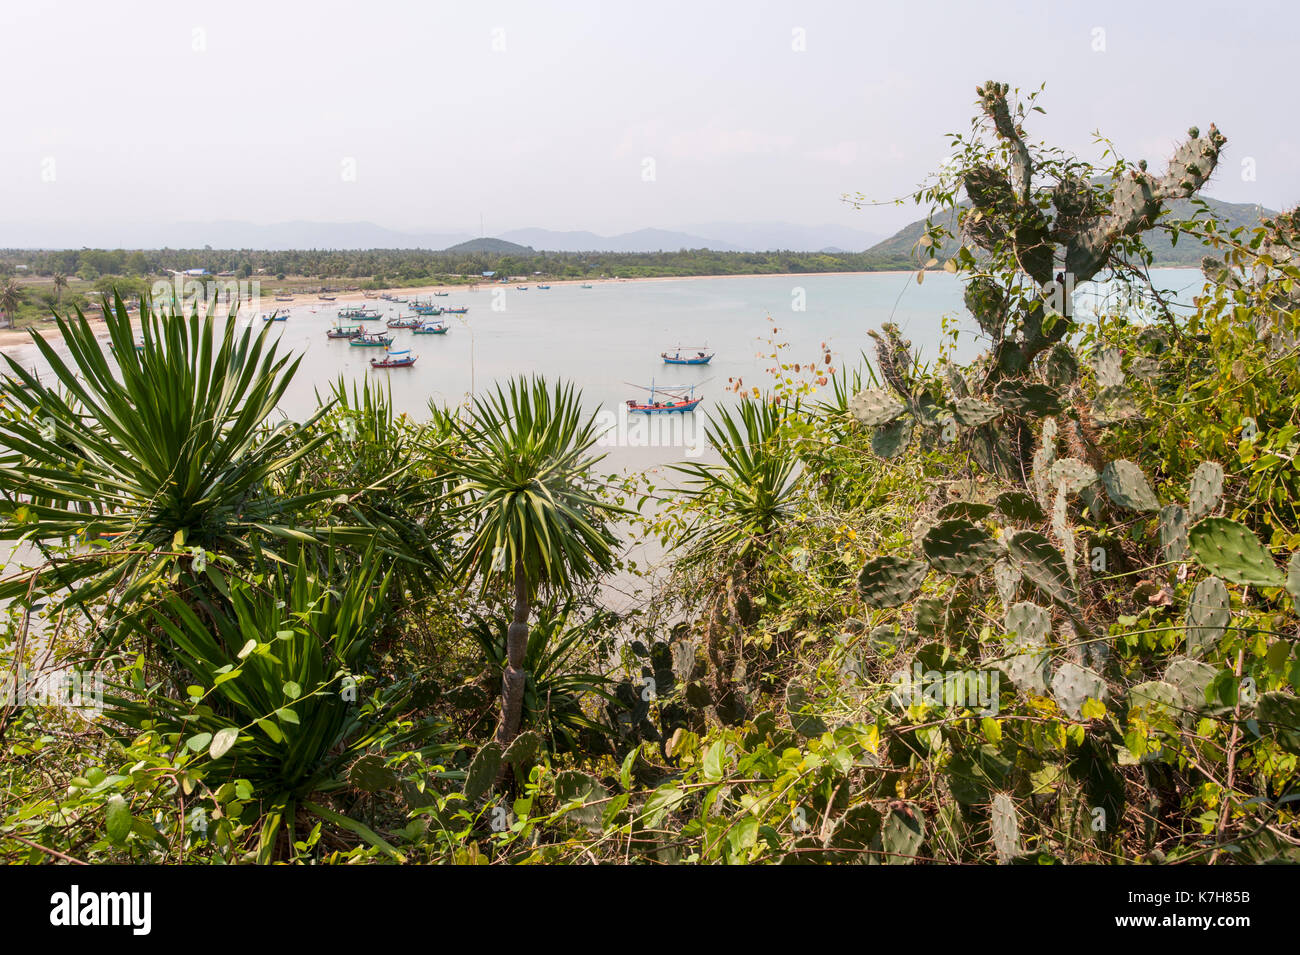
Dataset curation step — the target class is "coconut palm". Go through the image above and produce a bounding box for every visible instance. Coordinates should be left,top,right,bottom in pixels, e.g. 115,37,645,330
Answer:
444,375,621,745
52,272,68,303
0,278,22,328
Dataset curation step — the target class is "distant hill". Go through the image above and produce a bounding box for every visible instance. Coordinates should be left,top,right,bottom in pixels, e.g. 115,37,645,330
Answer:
496,227,743,253
443,237,536,254
682,221,885,252
867,195,1273,267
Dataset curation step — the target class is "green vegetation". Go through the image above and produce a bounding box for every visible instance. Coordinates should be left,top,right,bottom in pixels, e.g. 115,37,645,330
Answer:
1,82,1297,865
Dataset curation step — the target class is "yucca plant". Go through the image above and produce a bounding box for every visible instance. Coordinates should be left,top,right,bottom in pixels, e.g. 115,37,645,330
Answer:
106,545,447,862
0,293,346,618
467,600,618,753
443,375,622,744
672,397,802,569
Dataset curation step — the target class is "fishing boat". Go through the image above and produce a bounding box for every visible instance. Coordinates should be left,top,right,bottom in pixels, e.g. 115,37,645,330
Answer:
661,347,714,365
387,315,422,329
443,305,469,314
370,347,417,368
516,285,529,290
412,322,448,335
580,284,593,289
537,284,551,290
433,291,449,297
338,304,365,317
319,294,336,301
349,333,394,347
275,294,294,301
327,325,364,339
261,309,289,322
357,307,383,319
625,381,703,414
412,304,443,316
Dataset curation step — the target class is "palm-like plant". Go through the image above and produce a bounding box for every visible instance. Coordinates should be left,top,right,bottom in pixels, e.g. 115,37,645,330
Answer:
443,375,621,744
0,278,22,328
672,397,802,569
52,272,68,303
0,292,339,616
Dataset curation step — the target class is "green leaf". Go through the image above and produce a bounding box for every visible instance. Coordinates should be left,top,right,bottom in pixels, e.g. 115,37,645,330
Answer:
105,794,132,845
210,727,239,760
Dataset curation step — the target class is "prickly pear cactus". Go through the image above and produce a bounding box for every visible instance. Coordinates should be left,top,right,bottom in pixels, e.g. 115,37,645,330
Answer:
1050,662,1108,719
1159,504,1189,564
1187,461,1224,522
1185,576,1230,657
1128,680,1184,725
553,770,608,831
921,519,1001,576
1188,518,1286,587
1006,602,1051,644
1006,531,1077,606
990,792,1022,863
1101,460,1160,512
996,490,1044,523
464,740,503,801
848,388,906,428
876,803,925,865
857,556,928,609
503,730,543,781
1048,458,1098,495
1164,657,1217,711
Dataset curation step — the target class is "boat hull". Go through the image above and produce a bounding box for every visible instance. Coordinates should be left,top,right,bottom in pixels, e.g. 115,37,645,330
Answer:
627,399,702,414
370,357,417,368
662,356,712,365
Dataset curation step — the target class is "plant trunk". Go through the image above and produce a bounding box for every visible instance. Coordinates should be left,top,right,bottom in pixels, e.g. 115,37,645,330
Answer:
496,559,529,745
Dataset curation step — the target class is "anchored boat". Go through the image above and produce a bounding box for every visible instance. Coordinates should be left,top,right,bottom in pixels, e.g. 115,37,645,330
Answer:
412,322,448,335
261,309,289,322
349,333,394,347
370,347,417,368
387,315,422,329
661,347,713,365
327,324,364,339
443,305,469,314
625,380,703,414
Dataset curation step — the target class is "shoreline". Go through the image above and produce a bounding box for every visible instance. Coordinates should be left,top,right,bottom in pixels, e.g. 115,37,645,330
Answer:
0,265,1201,351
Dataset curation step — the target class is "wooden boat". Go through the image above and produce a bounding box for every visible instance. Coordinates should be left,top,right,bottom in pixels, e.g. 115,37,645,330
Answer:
387,315,422,329
625,381,702,414
319,294,336,301
349,333,394,347
356,308,383,319
516,285,529,290
412,322,448,335
275,294,294,301
433,291,449,297
261,310,289,322
662,347,713,365
338,304,364,316
370,348,416,368
443,305,469,314
580,284,593,289
536,284,551,290
327,324,364,339
413,305,443,316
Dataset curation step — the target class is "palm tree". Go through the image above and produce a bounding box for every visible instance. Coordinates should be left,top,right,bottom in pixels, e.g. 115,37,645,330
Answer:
444,375,621,745
52,272,67,303
0,278,22,329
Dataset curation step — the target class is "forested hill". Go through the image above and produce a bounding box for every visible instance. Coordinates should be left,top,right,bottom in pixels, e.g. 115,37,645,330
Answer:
868,195,1273,266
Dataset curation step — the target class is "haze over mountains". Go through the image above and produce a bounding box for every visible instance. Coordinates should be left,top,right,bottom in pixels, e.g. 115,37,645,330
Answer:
0,220,884,253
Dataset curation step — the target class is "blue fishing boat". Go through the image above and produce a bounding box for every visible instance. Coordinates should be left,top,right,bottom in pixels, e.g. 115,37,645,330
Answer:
443,305,469,314
662,347,713,365
625,380,703,414
412,322,449,335
261,309,289,322
537,284,551,290
387,315,422,329
413,304,443,316
327,324,364,339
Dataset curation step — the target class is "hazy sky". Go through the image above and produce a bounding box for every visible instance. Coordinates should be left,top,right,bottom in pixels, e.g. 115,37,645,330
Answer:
2,0,1296,244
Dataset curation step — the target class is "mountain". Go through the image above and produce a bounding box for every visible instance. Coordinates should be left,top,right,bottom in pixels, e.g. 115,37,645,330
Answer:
443,237,536,254
866,196,1274,267
495,227,742,252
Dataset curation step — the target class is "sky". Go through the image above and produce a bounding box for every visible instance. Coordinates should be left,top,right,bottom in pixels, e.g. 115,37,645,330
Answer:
1,0,1296,246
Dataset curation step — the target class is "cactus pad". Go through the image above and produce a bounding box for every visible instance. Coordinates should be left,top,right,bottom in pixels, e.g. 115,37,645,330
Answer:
857,556,928,608
1050,662,1109,720
990,792,1022,863
996,490,1045,523
1188,517,1286,587
1101,459,1160,512
1159,504,1189,564
1007,531,1077,606
849,387,906,428
1187,461,1224,522
921,519,1001,576
1185,576,1230,657
464,740,503,801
